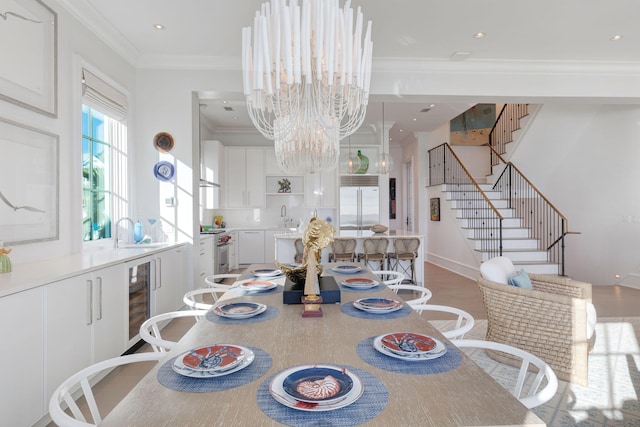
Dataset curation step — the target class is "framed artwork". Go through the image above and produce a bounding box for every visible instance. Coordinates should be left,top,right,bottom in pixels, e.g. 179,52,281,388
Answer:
0,118,59,244
430,197,440,221
450,104,495,146
0,0,58,117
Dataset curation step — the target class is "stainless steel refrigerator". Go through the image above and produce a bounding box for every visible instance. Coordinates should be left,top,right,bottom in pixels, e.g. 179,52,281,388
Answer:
339,175,380,230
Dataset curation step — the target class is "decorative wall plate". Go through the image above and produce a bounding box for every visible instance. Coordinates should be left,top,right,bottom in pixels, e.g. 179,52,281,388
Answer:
153,132,174,153
153,161,175,181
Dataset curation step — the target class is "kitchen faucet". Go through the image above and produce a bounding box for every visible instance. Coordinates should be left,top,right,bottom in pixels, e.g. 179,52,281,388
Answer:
280,205,288,227
114,217,134,248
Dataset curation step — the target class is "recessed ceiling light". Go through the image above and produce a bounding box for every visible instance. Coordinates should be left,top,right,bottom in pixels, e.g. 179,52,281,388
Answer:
412,118,417,122
473,32,486,39
222,100,228,104
430,104,435,108
154,24,165,30
399,129,404,132
233,116,239,120
610,34,623,41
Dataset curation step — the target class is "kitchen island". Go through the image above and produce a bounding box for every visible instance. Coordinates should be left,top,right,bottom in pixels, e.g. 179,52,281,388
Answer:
274,230,424,286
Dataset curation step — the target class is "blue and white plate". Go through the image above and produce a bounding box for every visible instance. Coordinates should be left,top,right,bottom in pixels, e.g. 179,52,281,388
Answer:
172,345,255,378
353,297,403,313
373,334,447,361
250,268,282,278
240,280,277,292
340,277,379,289
331,264,362,274
214,302,267,319
153,161,175,181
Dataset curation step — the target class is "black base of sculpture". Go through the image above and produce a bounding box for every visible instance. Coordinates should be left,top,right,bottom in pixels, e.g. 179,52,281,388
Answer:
283,276,341,304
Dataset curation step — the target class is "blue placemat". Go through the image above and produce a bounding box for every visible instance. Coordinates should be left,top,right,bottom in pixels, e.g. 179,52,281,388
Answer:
206,305,280,324
340,301,411,320
338,284,386,293
357,336,462,375
157,346,272,392
256,365,388,427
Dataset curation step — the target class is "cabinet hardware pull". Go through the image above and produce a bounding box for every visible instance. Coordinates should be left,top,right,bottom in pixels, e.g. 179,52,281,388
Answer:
86,279,93,325
96,277,103,320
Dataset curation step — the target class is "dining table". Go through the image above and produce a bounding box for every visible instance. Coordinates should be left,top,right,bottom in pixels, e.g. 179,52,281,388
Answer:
101,263,545,426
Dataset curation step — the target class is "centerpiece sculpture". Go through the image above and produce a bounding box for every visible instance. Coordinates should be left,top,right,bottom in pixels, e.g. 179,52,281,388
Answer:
300,217,334,317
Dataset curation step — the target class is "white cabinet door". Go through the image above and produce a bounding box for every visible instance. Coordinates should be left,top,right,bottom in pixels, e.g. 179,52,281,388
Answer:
229,230,238,270
305,169,337,207
238,230,265,265
0,287,44,426
224,147,266,207
155,246,186,314
92,264,128,363
199,237,214,283
264,230,278,264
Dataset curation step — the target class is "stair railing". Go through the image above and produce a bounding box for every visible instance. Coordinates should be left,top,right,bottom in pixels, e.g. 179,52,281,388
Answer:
488,144,568,275
428,143,505,259
489,104,528,167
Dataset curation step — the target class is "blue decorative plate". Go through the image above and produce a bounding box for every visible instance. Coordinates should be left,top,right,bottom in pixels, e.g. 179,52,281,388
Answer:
331,264,362,274
282,365,355,403
154,161,175,181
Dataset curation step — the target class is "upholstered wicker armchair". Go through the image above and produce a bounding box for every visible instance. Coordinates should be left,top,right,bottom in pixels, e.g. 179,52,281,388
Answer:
478,257,596,386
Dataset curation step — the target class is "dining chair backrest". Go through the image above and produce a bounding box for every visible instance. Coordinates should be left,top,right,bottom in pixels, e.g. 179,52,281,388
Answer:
183,288,227,310
49,352,165,427
204,273,241,302
411,304,475,339
386,284,433,306
371,270,405,286
329,238,357,262
451,339,559,409
139,309,208,352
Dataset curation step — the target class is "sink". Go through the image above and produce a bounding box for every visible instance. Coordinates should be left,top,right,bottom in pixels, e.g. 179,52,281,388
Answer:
118,242,170,249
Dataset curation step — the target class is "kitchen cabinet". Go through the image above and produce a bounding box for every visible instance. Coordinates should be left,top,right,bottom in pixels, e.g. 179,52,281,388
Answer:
238,230,265,265
264,230,278,264
154,245,186,314
45,263,127,402
224,147,265,208
198,236,215,285
305,169,336,207
201,140,223,209
229,230,238,270
0,287,44,426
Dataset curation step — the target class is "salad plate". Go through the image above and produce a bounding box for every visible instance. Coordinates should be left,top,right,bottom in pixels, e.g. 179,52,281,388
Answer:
379,332,437,355
373,334,447,361
172,345,255,378
353,297,403,313
250,268,282,278
240,280,277,292
330,264,362,274
214,302,267,319
270,364,363,412
340,277,379,289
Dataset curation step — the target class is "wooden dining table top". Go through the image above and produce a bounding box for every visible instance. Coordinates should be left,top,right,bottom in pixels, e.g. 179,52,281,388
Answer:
101,263,544,426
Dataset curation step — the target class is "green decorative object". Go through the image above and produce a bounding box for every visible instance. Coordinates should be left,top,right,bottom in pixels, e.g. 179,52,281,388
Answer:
356,150,369,174
0,245,11,273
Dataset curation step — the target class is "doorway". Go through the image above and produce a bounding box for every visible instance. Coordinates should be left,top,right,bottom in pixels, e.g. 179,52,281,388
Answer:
404,158,414,231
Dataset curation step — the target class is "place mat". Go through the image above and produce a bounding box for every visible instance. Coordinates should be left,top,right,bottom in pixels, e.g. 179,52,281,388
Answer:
256,365,388,427
157,346,271,393
340,301,412,320
206,305,280,324
338,283,386,293
356,336,462,375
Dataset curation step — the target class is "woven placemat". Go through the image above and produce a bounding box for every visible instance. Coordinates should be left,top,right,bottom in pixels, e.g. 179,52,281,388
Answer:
157,346,271,393
256,365,388,427
356,336,462,375
340,301,411,320
206,305,280,324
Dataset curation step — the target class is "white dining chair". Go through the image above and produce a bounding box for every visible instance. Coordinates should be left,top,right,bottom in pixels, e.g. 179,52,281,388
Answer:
451,339,559,409
386,283,433,306
411,304,475,339
49,352,165,427
139,309,208,352
371,270,405,286
183,288,227,310
203,273,241,301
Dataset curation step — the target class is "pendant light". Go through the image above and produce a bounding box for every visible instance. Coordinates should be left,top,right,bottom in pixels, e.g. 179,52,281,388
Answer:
340,135,361,174
375,102,394,174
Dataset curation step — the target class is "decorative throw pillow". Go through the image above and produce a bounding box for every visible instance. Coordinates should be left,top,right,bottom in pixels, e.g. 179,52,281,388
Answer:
508,269,532,289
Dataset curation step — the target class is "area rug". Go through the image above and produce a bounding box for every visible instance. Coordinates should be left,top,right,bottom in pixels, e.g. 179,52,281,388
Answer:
429,317,640,427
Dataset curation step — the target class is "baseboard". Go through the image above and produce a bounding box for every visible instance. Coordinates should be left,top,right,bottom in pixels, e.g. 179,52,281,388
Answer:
425,253,478,281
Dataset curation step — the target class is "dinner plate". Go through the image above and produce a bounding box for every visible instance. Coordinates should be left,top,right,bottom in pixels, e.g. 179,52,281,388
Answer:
270,364,364,412
182,344,246,372
353,297,403,313
240,280,277,292
250,268,282,278
379,332,437,355
172,346,254,378
214,302,267,319
331,264,362,274
282,366,354,404
340,277,379,289
373,335,447,361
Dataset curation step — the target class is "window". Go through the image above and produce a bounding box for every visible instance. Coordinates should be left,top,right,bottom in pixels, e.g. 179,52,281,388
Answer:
81,68,128,242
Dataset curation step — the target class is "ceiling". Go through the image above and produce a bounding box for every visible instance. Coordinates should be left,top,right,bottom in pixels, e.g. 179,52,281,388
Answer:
60,0,640,145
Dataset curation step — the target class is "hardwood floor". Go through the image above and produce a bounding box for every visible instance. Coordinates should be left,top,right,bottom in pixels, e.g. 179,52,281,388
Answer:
46,263,640,426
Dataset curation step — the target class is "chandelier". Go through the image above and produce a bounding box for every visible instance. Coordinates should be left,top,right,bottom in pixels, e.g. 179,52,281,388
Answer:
242,0,373,173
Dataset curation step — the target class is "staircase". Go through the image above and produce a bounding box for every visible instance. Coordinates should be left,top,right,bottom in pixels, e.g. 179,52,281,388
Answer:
444,182,560,274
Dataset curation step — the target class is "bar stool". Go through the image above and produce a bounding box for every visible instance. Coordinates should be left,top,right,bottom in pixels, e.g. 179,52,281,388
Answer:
357,238,389,271
328,238,356,262
294,238,304,263
388,238,420,284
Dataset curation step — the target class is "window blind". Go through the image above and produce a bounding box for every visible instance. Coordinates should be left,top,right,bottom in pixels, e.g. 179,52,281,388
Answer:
81,68,128,122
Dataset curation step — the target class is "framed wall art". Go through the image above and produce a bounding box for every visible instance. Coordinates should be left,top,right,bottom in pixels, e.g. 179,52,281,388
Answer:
430,197,440,221
0,118,59,244
0,0,58,117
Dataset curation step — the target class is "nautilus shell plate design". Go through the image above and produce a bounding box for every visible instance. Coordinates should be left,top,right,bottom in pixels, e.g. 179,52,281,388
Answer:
282,366,354,403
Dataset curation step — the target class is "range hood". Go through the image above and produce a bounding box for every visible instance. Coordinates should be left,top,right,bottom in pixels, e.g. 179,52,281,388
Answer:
199,178,220,188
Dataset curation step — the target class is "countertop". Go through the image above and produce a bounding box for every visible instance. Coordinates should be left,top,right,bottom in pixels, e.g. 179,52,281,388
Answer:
0,242,186,299
273,229,424,239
